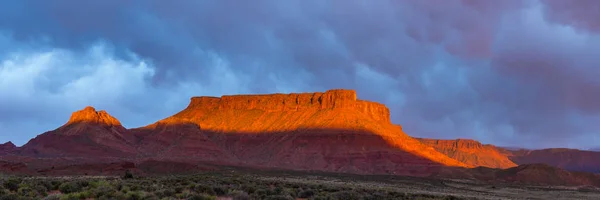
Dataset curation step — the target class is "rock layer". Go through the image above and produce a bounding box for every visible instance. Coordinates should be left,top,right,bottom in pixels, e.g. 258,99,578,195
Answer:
175,89,390,124
417,138,517,169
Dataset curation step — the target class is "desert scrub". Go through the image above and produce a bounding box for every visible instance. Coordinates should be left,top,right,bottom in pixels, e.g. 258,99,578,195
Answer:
17,184,39,198
229,190,250,200
43,194,61,200
90,182,116,198
124,190,145,200
58,182,82,194
0,193,19,200
191,184,216,196
329,190,363,200
211,185,227,196
264,194,294,200
186,194,216,200
2,178,21,192
297,189,315,198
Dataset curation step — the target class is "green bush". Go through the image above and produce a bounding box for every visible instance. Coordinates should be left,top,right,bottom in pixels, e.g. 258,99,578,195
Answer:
154,189,176,198
17,185,39,198
187,194,216,200
264,194,294,200
35,184,49,197
298,189,315,198
176,191,192,199
60,193,83,200
58,182,82,194
92,184,115,198
120,185,131,193
0,193,19,200
443,195,461,200
212,186,227,196
2,178,21,191
124,190,145,200
43,194,62,200
330,190,362,200
123,170,134,179
192,184,215,196
230,190,250,200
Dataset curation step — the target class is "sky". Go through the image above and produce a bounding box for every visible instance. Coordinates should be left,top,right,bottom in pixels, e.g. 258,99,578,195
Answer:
1,0,599,149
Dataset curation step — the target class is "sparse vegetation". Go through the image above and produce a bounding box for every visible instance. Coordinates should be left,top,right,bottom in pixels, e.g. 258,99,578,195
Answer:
1,168,599,199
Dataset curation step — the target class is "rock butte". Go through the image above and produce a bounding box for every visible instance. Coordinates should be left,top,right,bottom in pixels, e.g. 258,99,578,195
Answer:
139,89,468,170
66,106,122,127
18,106,135,157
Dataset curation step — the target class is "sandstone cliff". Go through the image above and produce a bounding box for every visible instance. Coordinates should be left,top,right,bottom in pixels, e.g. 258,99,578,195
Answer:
417,138,517,169
134,89,468,175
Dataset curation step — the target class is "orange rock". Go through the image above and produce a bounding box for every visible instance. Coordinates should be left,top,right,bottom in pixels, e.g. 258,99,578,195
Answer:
66,106,122,127
417,138,517,169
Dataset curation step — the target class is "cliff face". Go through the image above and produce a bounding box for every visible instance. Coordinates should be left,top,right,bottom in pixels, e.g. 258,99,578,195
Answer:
135,89,468,174
167,89,390,125
66,106,122,127
417,138,517,169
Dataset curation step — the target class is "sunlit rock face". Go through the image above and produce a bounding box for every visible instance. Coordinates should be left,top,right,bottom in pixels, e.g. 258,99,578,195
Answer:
66,106,122,128
417,138,517,169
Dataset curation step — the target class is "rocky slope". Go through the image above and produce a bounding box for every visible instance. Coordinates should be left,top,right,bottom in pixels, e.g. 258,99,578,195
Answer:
0,142,17,155
18,106,137,157
417,138,517,169
504,148,600,173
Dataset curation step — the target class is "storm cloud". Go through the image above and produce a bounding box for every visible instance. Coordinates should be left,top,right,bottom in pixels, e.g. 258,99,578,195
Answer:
1,0,599,148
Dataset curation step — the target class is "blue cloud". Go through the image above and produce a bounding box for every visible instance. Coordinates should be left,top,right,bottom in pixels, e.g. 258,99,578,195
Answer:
1,0,600,149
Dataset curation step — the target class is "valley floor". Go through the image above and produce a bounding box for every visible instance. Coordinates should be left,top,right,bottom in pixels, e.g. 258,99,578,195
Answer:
1,168,599,200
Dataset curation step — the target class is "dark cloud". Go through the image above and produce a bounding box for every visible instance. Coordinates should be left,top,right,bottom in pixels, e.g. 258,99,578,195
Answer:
1,0,599,148
541,0,600,34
